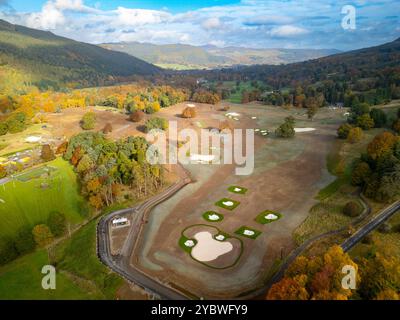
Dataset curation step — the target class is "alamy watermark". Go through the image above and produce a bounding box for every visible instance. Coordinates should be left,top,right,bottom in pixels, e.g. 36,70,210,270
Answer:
41,265,56,290
341,265,357,290
146,121,255,176
342,5,356,30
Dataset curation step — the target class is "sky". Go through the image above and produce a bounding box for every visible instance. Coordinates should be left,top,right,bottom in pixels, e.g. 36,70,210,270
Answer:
0,0,399,50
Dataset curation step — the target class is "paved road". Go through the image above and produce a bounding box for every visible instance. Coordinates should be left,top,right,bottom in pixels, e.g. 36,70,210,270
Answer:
265,195,400,293
341,199,400,251
97,169,192,300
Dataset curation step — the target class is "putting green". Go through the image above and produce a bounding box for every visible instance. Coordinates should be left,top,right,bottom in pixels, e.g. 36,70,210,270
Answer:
255,210,282,224
227,186,248,195
235,226,262,239
215,198,240,211
202,211,224,222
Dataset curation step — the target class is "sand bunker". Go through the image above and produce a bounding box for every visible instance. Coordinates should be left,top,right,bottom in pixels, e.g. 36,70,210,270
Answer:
25,136,42,143
191,231,233,262
294,128,316,133
208,214,220,221
184,240,195,247
243,230,255,236
222,201,234,207
265,213,278,220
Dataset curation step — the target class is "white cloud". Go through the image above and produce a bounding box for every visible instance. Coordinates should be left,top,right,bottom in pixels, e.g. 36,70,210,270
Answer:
1,0,398,50
115,7,171,27
202,17,221,30
26,1,66,30
270,25,309,37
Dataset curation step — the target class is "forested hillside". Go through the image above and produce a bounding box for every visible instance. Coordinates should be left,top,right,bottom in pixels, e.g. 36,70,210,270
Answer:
0,19,161,93
195,37,400,109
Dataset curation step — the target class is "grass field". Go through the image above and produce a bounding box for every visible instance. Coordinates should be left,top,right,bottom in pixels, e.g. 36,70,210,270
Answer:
0,249,92,299
0,158,86,243
0,218,123,299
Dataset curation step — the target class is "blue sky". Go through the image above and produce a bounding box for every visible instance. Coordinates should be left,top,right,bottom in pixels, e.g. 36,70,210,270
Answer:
1,0,399,50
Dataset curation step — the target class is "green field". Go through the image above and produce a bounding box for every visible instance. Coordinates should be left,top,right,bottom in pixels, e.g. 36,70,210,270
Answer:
0,158,86,243
217,81,263,104
0,218,123,299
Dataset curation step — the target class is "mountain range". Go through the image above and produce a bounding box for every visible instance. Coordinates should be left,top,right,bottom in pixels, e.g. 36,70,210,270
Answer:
100,41,340,70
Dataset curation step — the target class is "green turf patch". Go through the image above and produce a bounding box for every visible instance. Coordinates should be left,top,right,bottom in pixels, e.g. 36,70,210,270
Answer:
235,226,262,239
202,211,224,222
215,198,240,211
227,186,248,195
178,235,197,253
255,210,282,224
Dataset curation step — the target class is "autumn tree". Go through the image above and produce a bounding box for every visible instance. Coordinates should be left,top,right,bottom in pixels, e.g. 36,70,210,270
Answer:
356,114,375,130
0,165,6,178
367,131,398,161
267,246,359,300
129,110,144,122
305,97,319,120
41,144,55,162
80,112,96,130
32,224,54,247
275,116,295,138
337,123,353,139
56,141,68,155
347,127,363,144
343,201,362,217
182,107,196,118
351,161,371,186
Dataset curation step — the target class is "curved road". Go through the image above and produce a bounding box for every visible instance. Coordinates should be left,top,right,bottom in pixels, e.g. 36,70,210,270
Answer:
97,167,192,300
266,195,400,291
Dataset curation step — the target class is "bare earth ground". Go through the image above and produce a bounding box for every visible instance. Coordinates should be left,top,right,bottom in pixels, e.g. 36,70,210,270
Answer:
28,101,343,299
124,102,344,299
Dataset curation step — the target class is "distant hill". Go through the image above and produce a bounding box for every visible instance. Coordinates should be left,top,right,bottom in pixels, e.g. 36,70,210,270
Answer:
100,41,340,70
217,37,400,87
0,19,161,92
